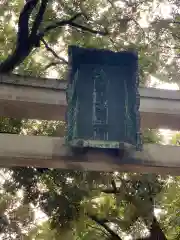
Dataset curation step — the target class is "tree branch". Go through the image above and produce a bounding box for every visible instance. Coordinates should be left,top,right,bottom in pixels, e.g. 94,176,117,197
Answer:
86,223,110,238
41,13,82,35
136,217,168,240
0,0,49,73
69,12,82,22
39,13,108,38
69,21,108,35
0,0,48,73
111,179,117,192
88,214,123,240
101,179,167,240
17,0,39,46
41,38,68,64
0,0,40,73
30,0,48,43
101,178,125,194
148,216,167,240
109,37,119,51
44,61,65,70
0,9,108,73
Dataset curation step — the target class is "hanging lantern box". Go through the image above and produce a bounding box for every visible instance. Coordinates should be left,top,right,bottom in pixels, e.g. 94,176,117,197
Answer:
66,46,142,153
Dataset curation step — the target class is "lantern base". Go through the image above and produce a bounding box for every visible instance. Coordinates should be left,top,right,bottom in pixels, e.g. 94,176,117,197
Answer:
68,139,121,149
67,139,139,160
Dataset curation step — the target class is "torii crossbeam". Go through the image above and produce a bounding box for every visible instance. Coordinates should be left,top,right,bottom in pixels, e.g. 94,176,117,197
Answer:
0,73,180,175
1,74,180,130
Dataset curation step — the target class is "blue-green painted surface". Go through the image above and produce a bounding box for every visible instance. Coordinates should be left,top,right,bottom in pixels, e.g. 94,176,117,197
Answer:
66,46,142,151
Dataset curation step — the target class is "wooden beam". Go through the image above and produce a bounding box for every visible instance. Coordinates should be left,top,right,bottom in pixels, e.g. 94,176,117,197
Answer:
0,74,66,120
1,74,180,129
0,134,180,175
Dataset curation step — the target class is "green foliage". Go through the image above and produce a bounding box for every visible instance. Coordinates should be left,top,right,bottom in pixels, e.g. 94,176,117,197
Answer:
0,182,36,239
170,132,180,145
159,176,180,240
21,119,66,136
27,221,60,240
142,129,163,144
0,0,180,83
0,117,22,134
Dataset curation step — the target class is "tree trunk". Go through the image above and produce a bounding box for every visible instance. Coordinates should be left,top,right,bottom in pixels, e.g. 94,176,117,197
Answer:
0,45,33,73
143,217,167,240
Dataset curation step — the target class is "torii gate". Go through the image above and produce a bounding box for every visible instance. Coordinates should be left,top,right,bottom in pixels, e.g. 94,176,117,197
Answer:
0,67,180,175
